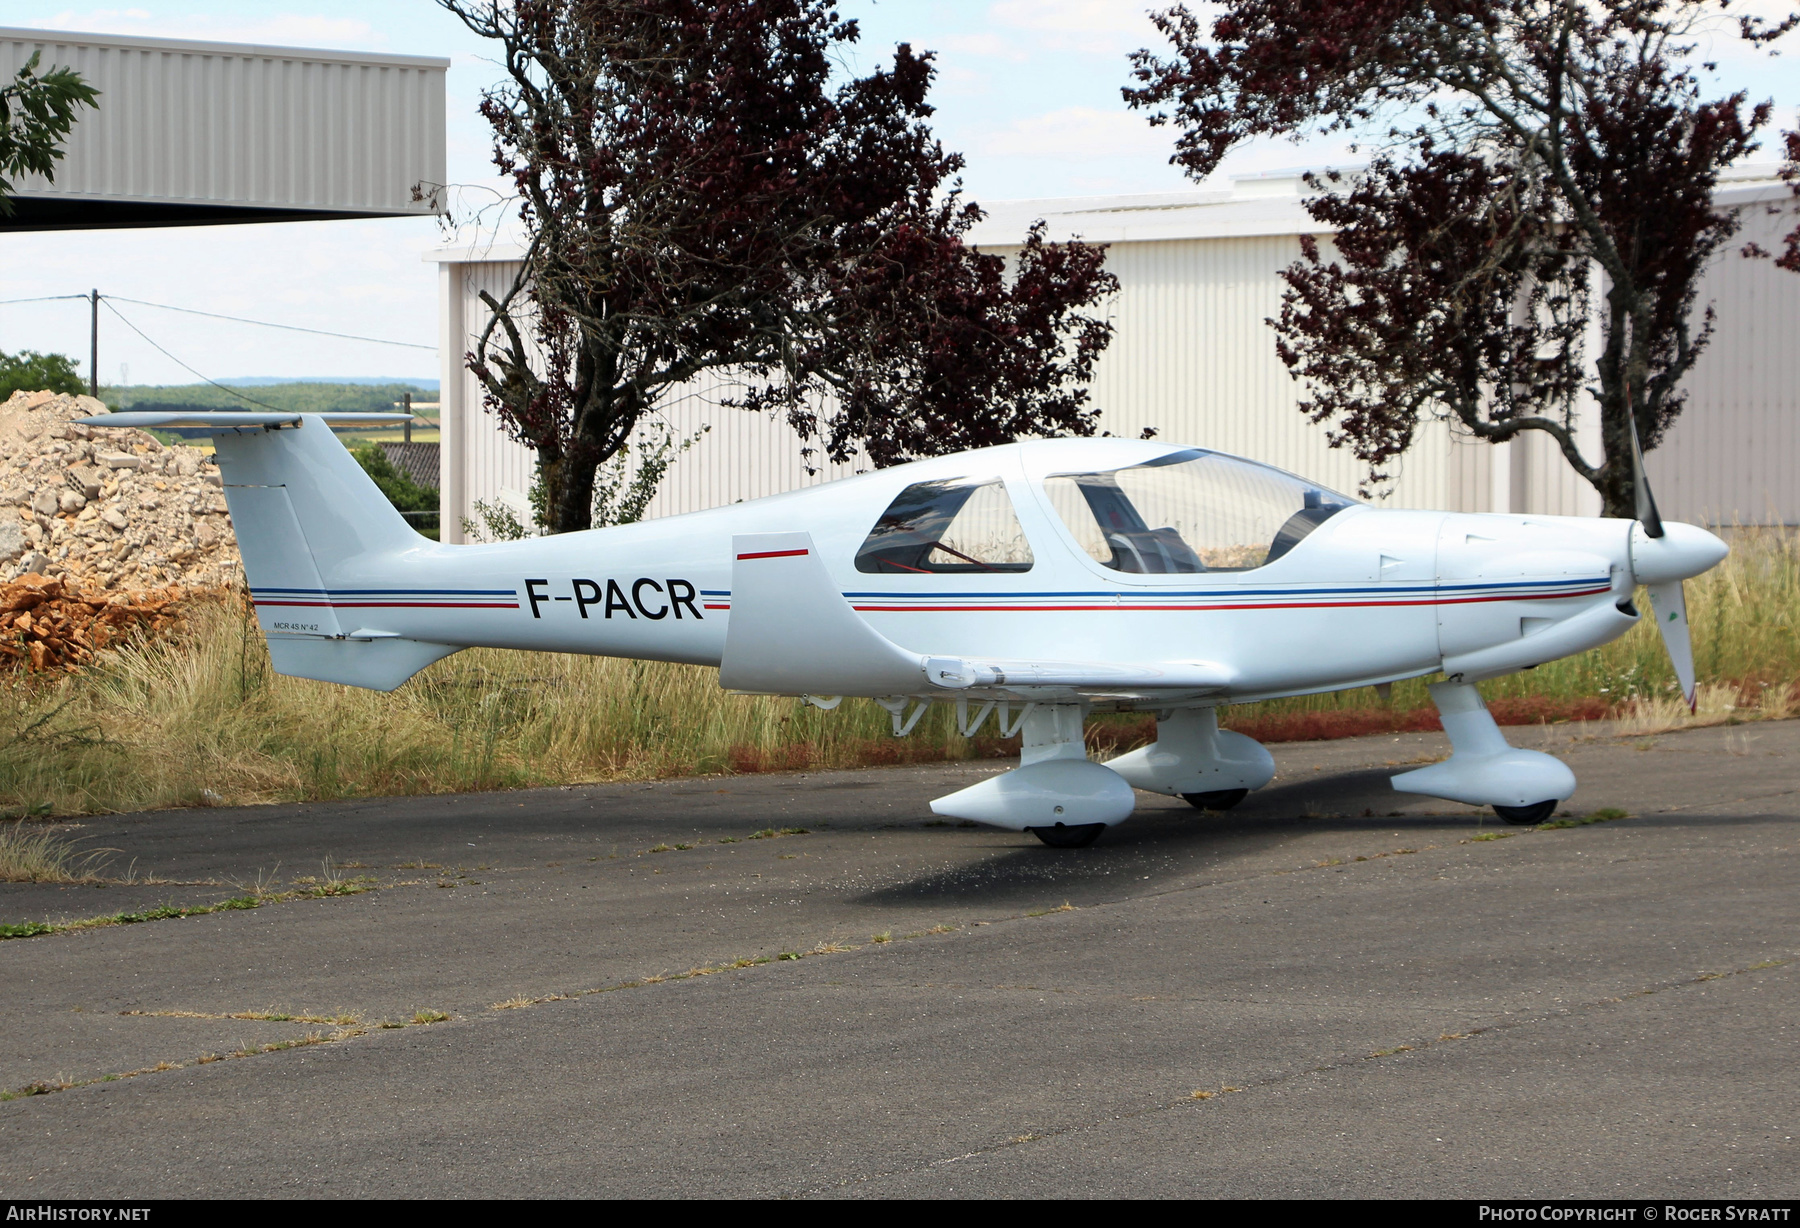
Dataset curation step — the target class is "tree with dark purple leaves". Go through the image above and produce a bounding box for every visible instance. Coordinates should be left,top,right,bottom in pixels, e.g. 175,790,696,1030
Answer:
1126,1,1798,515
1779,127,1800,274
439,0,1117,534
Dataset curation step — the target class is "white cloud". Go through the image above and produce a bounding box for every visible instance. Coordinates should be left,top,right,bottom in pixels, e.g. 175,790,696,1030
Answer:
972,105,1174,161
984,0,1162,53
29,9,388,52
937,32,1030,63
988,0,1159,36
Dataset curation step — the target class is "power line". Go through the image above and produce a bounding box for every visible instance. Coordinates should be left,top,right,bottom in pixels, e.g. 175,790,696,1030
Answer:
99,299,288,411
0,294,93,306
103,294,436,351
1,291,436,350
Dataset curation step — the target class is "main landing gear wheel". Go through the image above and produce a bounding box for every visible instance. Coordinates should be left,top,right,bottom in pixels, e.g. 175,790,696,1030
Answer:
1182,788,1249,812
1028,822,1106,848
1493,800,1558,825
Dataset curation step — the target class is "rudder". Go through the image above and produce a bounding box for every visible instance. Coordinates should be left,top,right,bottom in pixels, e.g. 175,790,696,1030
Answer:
210,417,456,691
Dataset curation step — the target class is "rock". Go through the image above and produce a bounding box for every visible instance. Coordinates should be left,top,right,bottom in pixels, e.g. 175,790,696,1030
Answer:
31,489,58,516
58,490,86,513
14,550,51,576
2,390,242,593
0,521,20,562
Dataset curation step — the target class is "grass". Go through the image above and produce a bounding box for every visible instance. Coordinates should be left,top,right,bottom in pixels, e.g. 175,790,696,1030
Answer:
0,861,378,942
0,821,116,883
0,596,1015,819
0,896,259,940
0,527,1793,820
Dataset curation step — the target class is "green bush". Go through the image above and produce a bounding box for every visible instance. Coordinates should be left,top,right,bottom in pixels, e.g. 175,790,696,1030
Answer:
350,443,439,536
0,349,83,400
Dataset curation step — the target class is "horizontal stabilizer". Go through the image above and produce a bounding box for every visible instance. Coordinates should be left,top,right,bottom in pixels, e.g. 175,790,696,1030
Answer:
77,412,411,431
267,636,460,692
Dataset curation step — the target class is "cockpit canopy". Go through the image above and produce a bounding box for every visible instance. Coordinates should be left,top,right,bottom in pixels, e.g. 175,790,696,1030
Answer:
855,478,1035,574
1043,449,1355,573
854,448,1356,576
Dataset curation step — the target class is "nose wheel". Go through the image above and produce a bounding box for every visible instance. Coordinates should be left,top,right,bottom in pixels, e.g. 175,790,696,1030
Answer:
1182,788,1248,812
1028,822,1107,848
1492,800,1557,825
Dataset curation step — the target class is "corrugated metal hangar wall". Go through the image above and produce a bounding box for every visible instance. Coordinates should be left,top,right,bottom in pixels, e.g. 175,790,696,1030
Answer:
0,27,447,229
431,169,1799,540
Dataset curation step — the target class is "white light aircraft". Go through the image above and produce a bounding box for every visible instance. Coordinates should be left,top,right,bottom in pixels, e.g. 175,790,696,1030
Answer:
86,410,1726,847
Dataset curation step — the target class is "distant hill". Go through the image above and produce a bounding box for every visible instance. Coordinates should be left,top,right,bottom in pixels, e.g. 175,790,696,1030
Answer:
214,377,440,390
110,381,437,416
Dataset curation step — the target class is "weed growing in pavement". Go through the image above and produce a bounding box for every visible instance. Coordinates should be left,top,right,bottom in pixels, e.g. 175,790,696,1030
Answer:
1537,811,1631,831
1,865,387,942
0,1006,458,1102
0,822,117,884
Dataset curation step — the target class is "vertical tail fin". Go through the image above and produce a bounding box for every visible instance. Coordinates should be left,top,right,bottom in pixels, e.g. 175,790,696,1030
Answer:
75,411,456,690
212,416,455,690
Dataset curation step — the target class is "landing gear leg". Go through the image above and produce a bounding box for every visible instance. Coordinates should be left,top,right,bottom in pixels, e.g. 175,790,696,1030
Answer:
1106,708,1275,801
1390,681,1575,815
929,703,1136,842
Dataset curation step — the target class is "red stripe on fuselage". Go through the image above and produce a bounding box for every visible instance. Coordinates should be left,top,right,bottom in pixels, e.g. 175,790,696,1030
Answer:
848,586,1612,614
253,600,520,609
737,548,809,560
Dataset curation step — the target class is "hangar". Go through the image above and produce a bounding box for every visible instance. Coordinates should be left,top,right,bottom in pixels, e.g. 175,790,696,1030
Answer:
429,166,1797,539
0,26,446,231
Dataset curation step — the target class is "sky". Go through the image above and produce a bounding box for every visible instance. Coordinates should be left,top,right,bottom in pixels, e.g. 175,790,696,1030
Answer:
0,0,1795,388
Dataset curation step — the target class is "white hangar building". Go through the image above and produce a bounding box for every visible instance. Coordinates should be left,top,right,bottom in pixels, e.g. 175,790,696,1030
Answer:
428,164,1799,542
0,26,447,230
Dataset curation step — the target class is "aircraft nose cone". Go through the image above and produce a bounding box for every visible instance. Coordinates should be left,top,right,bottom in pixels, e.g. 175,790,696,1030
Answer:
1630,521,1729,586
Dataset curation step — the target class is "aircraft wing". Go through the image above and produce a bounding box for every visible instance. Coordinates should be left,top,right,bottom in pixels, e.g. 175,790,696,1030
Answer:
719,532,1233,699
919,657,1231,692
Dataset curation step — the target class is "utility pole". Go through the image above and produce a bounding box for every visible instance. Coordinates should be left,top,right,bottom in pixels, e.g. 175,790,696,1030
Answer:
404,391,412,443
89,289,98,398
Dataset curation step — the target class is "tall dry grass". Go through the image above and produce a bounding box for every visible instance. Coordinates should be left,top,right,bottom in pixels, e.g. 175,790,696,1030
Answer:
2,527,1794,818
0,596,994,817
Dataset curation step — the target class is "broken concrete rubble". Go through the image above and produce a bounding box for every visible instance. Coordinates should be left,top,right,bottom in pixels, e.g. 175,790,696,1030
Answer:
0,388,242,591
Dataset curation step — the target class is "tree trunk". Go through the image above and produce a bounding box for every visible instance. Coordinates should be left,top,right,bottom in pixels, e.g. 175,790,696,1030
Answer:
1596,411,1636,520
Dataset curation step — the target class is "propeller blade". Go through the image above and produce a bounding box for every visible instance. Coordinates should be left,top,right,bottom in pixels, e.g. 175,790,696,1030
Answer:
1646,580,1696,712
1627,405,1664,539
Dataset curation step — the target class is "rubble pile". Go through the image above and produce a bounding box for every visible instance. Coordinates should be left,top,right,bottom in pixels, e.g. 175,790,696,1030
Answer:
0,573,184,672
0,389,241,593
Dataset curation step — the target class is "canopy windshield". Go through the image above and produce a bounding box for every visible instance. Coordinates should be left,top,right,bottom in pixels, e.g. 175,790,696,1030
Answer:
1043,449,1355,574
